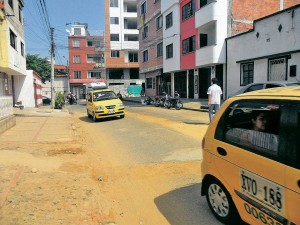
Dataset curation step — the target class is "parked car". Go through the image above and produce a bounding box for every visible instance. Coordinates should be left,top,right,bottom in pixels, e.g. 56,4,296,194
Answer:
233,81,300,96
42,96,51,105
201,86,300,225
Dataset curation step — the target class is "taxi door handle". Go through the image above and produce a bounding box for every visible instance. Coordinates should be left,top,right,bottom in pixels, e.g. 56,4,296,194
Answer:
217,147,227,156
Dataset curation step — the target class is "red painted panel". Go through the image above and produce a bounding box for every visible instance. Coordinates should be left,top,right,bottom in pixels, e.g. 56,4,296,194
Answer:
180,0,197,70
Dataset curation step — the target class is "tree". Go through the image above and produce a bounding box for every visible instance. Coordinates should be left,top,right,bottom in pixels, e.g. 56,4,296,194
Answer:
26,54,51,83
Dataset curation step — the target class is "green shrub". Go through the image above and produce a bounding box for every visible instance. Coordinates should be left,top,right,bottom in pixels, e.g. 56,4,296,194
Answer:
55,92,65,109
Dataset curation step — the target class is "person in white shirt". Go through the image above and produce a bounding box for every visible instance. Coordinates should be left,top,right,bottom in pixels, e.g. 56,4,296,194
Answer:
207,78,222,122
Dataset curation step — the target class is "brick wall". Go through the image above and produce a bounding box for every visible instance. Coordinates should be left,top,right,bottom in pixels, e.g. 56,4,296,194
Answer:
138,0,163,73
231,0,300,35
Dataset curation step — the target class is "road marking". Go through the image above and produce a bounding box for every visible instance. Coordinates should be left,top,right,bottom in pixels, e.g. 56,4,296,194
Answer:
0,165,25,207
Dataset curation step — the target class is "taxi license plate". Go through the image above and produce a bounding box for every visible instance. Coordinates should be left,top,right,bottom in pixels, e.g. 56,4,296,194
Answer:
240,169,285,214
108,109,115,114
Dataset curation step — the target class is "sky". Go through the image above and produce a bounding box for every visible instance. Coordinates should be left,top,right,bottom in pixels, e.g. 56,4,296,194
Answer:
24,0,105,65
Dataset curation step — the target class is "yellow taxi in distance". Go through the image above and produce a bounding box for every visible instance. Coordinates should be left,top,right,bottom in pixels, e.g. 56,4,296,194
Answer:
86,89,125,121
201,86,300,225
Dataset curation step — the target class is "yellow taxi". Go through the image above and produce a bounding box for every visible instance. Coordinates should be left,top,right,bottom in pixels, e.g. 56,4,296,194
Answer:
86,88,125,121
201,86,300,224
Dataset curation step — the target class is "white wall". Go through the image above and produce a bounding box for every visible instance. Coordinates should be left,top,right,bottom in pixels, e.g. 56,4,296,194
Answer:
226,6,300,98
162,3,180,73
14,71,35,107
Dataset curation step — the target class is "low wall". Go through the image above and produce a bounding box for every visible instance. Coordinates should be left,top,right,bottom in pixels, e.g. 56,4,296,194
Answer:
0,96,15,134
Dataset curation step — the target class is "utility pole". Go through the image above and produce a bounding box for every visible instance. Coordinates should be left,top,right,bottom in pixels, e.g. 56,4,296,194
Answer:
50,27,55,109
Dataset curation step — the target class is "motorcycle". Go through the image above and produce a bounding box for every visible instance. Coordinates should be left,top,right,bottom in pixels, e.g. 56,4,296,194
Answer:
164,92,183,110
67,94,77,105
155,94,167,107
142,96,155,105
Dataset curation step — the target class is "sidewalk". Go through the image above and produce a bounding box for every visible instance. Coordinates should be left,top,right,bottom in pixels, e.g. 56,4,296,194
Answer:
0,106,75,143
122,96,209,112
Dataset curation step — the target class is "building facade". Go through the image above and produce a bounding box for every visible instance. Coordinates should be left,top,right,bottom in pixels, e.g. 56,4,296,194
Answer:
42,64,69,98
0,0,26,133
141,0,300,99
227,4,300,98
137,0,166,97
68,23,106,99
104,0,143,96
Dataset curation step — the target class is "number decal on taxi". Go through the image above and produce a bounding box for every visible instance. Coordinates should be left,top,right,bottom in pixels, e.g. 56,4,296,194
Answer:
244,203,282,225
240,169,285,214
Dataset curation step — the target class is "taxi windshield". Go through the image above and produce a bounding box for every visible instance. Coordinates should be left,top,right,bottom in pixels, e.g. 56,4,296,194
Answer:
93,91,117,101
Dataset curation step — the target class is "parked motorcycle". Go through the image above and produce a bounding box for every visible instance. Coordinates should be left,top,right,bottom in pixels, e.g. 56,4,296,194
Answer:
155,94,167,107
164,91,183,110
142,96,155,105
67,94,77,105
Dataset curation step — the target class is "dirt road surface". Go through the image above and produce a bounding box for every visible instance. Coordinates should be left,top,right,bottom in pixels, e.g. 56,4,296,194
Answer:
0,109,208,225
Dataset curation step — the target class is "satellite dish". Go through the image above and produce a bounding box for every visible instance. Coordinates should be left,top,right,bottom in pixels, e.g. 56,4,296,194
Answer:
66,29,70,33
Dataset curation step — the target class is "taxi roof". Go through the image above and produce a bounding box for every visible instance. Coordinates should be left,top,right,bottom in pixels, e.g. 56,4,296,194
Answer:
232,86,300,99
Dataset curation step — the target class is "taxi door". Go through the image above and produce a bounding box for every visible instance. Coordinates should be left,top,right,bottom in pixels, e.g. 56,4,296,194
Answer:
86,91,93,115
212,99,288,225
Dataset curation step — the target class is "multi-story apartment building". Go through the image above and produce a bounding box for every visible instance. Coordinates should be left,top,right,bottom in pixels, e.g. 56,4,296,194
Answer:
104,0,143,95
0,0,26,133
68,23,105,99
137,0,165,97
148,0,300,99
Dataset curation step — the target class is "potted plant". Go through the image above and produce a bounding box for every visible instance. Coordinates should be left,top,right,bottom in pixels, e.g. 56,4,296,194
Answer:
55,92,65,109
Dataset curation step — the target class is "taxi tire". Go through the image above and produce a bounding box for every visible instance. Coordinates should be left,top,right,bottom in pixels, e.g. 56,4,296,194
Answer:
93,113,98,122
205,178,240,224
120,115,125,118
87,109,92,118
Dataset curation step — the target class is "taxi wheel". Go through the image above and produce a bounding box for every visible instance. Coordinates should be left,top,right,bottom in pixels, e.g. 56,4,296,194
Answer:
120,115,125,118
93,113,98,122
87,110,92,118
205,179,240,223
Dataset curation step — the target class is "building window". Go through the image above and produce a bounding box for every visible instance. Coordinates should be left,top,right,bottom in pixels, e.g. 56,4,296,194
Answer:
110,34,119,41
143,50,148,62
74,71,81,79
73,55,81,64
88,71,101,79
141,1,147,14
18,4,23,23
157,42,163,57
166,44,173,59
146,77,153,89
72,40,80,48
200,0,208,8
110,0,118,7
241,62,254,85
74,28,82,36
9,29,17,49
111,51,120,58
199,33,208,48
166,12,173,29
142,26,148,39
156,15,163,30
182,35,195,54
21,42,24,56
8,0,13,9
110,17,119,24
182,0,195,21
129,52,138,62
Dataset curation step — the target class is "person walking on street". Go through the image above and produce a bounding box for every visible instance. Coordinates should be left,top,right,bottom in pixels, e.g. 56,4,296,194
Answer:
207,78,222,122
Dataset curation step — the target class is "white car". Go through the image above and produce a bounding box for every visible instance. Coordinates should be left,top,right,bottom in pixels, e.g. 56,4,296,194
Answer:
233,81,300,96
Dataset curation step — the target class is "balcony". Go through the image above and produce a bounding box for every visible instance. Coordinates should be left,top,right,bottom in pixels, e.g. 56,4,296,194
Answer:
196,44,225,67
195,0,218,29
